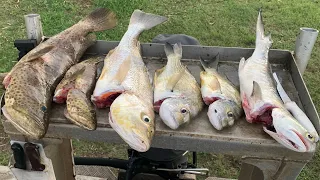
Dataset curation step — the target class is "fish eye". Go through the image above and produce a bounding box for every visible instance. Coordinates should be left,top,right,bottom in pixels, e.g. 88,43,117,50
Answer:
306,133,314,140
181,108,187,114
143,115,150,123
227,111,233,118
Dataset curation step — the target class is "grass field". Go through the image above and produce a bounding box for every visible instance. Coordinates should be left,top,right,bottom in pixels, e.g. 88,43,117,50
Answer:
0,0,320,179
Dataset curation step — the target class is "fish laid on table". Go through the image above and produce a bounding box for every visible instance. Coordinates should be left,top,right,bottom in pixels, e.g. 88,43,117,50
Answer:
2,8,117,139
238,9,316,152
200,55,242,130
92,10,167,152
153,43,203,129
273,72,319,142
53,57,103,130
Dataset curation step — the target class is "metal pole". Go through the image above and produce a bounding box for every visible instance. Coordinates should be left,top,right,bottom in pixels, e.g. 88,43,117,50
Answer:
24,14,43,45
294,27,318,74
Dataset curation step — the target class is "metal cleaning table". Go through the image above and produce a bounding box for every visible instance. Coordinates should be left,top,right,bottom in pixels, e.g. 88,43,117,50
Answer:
1,41,320,180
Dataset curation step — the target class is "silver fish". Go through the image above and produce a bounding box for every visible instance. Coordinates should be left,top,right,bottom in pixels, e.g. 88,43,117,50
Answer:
200,56,242,130
238,10,316,152
154,43,203,129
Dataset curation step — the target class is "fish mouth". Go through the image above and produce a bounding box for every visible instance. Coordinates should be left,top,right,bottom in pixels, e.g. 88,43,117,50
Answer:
159,104,179,129
263,126,307,152
109,113,149,152
2,106,46,139
91,91,122,108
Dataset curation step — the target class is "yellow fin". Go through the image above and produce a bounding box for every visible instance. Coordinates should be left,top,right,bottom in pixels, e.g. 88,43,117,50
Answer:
201,72,221,91
154,67,165,86
114,56,131,83
166,68,185,91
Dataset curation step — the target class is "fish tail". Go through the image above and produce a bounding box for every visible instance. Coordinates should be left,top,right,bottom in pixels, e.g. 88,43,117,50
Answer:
200,53,219,72
129,10,167,31
79,8,117,32
255,9,272,49
164,42,183,68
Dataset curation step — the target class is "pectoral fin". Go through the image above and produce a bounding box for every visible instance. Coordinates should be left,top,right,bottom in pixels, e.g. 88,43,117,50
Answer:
251,81,262,102
26,45,55,62
154,67,165,86
166,69,185,91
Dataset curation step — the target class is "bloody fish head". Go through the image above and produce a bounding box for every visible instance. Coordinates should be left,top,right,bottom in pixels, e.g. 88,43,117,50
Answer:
263,108,316,152
109,93,154,152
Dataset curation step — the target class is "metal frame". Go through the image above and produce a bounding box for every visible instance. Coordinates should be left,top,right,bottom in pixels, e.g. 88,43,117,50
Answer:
2,41,319,180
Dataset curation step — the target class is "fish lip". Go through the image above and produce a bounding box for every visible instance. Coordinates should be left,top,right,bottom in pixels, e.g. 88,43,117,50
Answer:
159,103,179,130
263,126,307,152
109,113,149,152
2,106,45,139
292,129,309,151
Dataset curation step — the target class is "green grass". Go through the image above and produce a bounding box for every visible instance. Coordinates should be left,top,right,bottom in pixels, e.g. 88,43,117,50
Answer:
0,0,320,179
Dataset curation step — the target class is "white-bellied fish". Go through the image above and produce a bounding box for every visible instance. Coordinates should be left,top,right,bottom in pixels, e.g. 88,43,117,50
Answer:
200,55,242,130
2,8,116,139
154,43,203,130
92,10,167,152
238,9,316,152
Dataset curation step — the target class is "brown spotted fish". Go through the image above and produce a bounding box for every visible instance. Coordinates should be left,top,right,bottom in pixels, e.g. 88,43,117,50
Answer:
2,8,117,139
53,57,102,130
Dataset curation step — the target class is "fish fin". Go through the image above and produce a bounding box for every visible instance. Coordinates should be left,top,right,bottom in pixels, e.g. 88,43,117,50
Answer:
80,8,117,32
272,72,291,103
164,42,174,57
207,74,221,92
251,81,262,101
255,9,272,48
238,57,246,72
129,10,167,31
26,45,55,62
173,42,182,59
114,56,131,83
200,54,219,71
154,67,165,86
106,48,116,58
167,69,185,91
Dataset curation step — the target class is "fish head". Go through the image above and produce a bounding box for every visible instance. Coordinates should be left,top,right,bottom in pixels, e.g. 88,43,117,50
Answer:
109,93,155,152
2,103,47,139
208,99,240,130
159,98,191,129
264,108,317,152
65,89,96,130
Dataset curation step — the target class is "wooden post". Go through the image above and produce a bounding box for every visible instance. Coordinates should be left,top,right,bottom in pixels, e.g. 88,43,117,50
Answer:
24,14,43,45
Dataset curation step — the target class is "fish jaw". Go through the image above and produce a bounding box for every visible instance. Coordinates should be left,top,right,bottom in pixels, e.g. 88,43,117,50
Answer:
65,89,96,130
109,93,154,152
207,99,241,130
263,108,316,152
159,98,191,129
2,105,46,139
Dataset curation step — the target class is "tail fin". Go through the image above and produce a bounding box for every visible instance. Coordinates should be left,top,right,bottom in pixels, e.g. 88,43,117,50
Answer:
164,42,182,58
255,9,272,49
129,10,167,31
200,53,219,71
80,8,117,32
